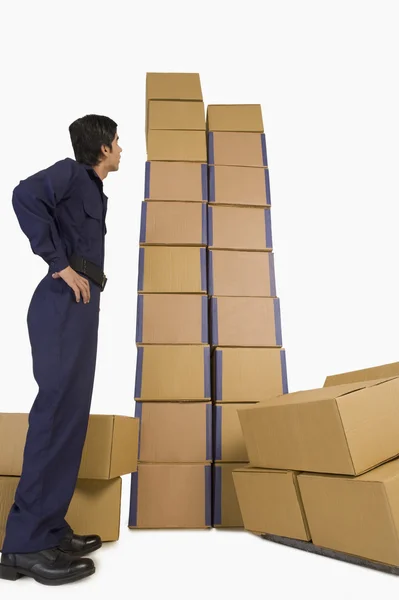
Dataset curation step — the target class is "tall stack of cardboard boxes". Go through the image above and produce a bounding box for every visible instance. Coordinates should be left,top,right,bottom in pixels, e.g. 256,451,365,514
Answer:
0,413,139,547
206,105,289,528
129,73,213,529
233,366,399,571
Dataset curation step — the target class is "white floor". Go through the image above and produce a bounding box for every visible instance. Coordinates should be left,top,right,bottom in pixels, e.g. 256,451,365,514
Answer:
2,476,399,599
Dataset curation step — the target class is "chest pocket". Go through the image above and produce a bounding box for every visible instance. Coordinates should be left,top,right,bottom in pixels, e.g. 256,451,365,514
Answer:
82,195,103,243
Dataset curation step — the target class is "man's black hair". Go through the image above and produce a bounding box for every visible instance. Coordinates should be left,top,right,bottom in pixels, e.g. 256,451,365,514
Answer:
69,114,118,166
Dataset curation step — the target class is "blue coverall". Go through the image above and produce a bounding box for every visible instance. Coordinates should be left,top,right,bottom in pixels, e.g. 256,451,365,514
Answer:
2,158,107,553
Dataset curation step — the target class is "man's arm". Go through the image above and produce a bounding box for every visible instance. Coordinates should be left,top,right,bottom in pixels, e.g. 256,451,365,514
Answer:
12,159,73,274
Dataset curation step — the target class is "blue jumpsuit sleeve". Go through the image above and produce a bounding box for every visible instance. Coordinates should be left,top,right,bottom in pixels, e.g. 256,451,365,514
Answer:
12,159,74,274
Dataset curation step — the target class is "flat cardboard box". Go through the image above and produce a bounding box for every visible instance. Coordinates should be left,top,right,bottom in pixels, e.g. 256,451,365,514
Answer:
211,297,283,347
147,130,207,162
144,161,207,203
139,201,207,246
213,463,246,528
208,250,277,297
134,402,212,463
129,463,211,529
233,467,310,540
146,72,203,103
324,360,399,387
209,165,270,207
0,413,139,479
208,132,268,167
136,294,208,345
134,345,211,401
148,100,205,131
213,347,288,402
207,104,264,132
214,403,256,462
208,205,273,251
238,378,399,475
137,246,207,294
298,458,399,567
0,476,122,548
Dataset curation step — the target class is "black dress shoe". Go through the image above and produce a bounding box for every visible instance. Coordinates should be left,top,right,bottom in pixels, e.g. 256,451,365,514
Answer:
58,531,102,557
0,548,95,585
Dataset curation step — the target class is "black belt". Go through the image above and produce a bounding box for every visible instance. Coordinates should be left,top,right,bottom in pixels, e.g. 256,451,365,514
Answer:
69,254,107,291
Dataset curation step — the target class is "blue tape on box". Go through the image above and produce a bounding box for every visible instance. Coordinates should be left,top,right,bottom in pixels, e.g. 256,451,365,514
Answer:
135,295,144,343
134,402,143,459
209,166,215,202
201,163,208,201
273,298,283,346
206,404,212,461
280,349,289,394
144,162,151,199
215,349,223,401
261,134,268,167
205,465,212,526
137,248,145,291
211,298,219,346
215,405,222,460
134,347,144,399
129,471,139,527
204,346,211,398
265,209,273,249
202,296,208,344
202,203,207,245
269,253,277,297
139,202,147,244
213,465,222,526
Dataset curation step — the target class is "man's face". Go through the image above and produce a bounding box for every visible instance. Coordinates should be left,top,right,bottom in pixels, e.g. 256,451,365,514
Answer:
102,132,122,171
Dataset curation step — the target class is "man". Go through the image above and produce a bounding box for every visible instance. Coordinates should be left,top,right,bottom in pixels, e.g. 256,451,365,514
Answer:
0,115,122,586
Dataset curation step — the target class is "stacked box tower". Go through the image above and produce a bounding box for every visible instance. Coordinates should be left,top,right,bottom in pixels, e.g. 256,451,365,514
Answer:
206,105,289,528
129,73,213,529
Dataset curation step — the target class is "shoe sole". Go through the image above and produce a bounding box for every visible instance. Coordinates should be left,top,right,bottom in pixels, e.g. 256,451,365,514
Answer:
0,563,95,585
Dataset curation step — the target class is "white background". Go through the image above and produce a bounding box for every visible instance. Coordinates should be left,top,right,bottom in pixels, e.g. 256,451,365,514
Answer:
1,0,399,597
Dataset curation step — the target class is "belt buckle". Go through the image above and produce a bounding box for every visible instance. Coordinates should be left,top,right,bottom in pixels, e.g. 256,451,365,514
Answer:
101,274,107,291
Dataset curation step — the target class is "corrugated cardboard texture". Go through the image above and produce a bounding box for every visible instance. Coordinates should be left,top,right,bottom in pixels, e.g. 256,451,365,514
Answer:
238,378,399,475
136,294,208,344
208,132,268,167
209,250,276,297
233,468,310,540
214,404,256,462
211,297,283,347
129,463,211,528
324,361,399,387
135,402,212,463
208,205,272,251
207,104,264,132
0,413,139,479
139,201,207,246
147,130,207,162
209,165,270,207
298,459,399,567
144,161,207,203
213,463,246,528
137,246,207,294
148,100,205,131
0,477,122,548
134,345,211,401
146,73,203,102
213,347,288,402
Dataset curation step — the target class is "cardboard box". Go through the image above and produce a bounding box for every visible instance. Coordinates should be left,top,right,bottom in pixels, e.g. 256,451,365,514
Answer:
324,361,399,387
144,161,207,203
207,104,264,133
129,463,211,528
137,246,207,294
238,378,399,475
214,403,255,462
148,100,205,131
211,297,283,347
0,413,139,479
0,476,122,548
208,132,268,167
213,347,288,402
134,402,212,463
147,130,207,162
298,458,399,567
136,294,208,345
209,165,270,207
139,201,207,246
146,72,203,103
134,345,211,401
213,463,246,528
208,250,277,297
208,205,272,251
233,467,310,540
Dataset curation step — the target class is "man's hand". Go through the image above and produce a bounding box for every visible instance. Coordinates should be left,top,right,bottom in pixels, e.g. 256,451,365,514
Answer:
52,266,90,304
